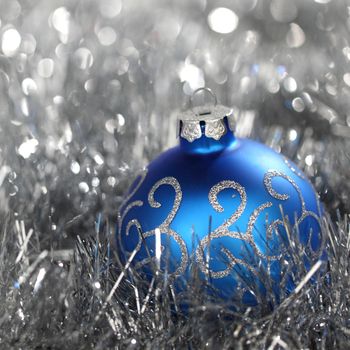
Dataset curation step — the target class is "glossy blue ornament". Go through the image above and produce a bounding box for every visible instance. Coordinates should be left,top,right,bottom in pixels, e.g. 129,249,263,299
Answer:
117,92,325,306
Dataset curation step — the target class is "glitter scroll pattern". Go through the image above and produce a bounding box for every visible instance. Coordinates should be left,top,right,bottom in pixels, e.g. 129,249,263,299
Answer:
119,169,323,278
118,175,188,275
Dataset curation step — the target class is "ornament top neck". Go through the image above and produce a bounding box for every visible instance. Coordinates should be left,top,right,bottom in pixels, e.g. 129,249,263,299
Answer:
178,88,236,155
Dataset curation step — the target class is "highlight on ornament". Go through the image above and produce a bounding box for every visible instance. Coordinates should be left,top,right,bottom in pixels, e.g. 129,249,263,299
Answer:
117,88,327,309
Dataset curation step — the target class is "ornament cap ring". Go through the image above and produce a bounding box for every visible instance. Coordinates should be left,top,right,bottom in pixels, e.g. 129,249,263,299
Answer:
190,87,218,111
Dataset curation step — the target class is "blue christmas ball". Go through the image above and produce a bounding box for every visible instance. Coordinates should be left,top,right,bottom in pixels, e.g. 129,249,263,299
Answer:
117,102,325,306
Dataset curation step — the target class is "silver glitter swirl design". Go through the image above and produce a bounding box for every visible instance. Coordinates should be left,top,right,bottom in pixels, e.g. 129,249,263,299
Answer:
119,166,323,280
119,168,148,211
125,219,143,252
263,170,306,212
283,156,324,244
264,170,324,258
142,177,188,275
195,170,323,279
209,180,247,230
119,176,188,276
142,227,188,275
245,202,283,261
296,210,325,260
196,181,249,278
266,219,284,241
195,231,253,278
148,177,182,228
118,200,143,235
117,169,148,255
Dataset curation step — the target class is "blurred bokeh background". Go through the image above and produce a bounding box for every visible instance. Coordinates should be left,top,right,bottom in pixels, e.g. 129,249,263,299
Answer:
0,0,349,249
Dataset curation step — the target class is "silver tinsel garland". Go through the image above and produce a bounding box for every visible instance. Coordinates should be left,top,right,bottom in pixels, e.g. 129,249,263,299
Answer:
0,0,350,348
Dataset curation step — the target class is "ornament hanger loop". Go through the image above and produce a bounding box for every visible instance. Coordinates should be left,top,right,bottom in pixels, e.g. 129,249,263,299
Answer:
190,87,217,115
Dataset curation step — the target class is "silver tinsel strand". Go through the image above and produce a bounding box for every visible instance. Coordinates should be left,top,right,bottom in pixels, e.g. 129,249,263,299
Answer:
0,0,350,348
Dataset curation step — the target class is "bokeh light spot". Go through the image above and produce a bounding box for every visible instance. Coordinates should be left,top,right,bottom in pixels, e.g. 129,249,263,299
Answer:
266,79,280,94
305,154,314,166
74,48,94,70
208,7,239,34
18,139,39,159
1,28,21,57
107,176,117,187
179,63,205,94
20,98,29,116
38,58,54,78
292,97,305,112
343,73,350,87
283,77,297,93
97,27,117,46
22,78,37,95
79,182,89,193
84,79,96,93
117,114,125,126
286,23,305,48
70,161,80,174
51,7,71,35
289,129,298,141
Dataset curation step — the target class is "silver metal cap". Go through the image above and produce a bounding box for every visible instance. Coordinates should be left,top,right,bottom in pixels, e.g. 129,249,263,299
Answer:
178,88,235,143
